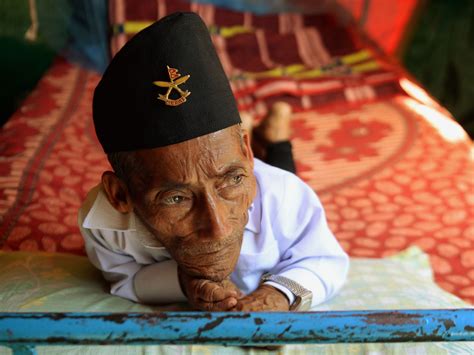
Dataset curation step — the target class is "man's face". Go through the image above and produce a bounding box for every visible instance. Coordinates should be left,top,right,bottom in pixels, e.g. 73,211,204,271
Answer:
128,126,256,281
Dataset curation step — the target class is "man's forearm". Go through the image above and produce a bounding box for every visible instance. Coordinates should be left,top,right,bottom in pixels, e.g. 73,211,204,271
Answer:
133,259,187,304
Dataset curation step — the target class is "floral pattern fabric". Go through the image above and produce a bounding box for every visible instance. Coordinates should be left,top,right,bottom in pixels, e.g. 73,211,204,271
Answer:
0,58,472,305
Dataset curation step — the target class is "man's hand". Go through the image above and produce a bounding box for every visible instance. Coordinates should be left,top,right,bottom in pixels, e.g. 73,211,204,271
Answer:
178,268,242,311
232,284,290,311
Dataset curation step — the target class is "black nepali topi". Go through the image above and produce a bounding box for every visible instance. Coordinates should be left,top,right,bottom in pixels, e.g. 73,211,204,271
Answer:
93,12,241,153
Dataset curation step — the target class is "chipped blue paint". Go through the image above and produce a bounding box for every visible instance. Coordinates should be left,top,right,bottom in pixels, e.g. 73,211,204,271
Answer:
1,309,473,354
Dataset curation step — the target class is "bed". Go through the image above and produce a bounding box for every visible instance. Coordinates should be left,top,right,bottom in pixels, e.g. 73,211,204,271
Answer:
1,0,473,353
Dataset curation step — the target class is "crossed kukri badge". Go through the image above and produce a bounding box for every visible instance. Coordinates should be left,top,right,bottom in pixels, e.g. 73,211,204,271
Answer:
153,66,191,106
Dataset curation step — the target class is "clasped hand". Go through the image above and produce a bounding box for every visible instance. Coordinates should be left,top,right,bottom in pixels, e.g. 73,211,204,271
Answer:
178,268,290,311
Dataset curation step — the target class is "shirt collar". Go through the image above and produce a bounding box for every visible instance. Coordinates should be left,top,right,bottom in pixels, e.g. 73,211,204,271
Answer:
82,187,164,249
82,187,136,231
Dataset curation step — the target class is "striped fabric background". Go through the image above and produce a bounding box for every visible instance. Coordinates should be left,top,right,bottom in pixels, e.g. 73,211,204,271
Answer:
108,0,403,118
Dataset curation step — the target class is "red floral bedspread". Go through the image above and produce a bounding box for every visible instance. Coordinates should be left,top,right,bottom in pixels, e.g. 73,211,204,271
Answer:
1,58,473,304
1,2,473,304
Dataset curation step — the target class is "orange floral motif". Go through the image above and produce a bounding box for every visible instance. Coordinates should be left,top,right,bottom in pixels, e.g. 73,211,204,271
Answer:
20,81,61,118
291,118,316,141
317,144,379,161
316,118,392,161
294,160,312,177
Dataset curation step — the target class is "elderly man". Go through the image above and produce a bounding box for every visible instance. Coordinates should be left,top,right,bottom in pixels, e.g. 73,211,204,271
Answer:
79,12,349,312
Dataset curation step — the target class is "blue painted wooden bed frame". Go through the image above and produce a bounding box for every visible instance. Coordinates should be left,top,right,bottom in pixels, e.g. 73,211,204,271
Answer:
1,309,473,354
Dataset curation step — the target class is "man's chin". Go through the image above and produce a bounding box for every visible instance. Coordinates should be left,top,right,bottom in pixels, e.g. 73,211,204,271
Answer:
176,241,242,282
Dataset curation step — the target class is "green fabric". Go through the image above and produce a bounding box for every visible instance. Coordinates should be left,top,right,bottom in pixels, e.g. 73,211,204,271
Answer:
403,0,474,138
0,0,31,39
0,0,71,44
0,0,74,127
0,0,58,127
0,0,108,126
0,247,472,354
0,36,55,127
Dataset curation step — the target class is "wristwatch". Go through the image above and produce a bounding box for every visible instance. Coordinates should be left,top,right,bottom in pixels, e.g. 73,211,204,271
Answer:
261,273,313,311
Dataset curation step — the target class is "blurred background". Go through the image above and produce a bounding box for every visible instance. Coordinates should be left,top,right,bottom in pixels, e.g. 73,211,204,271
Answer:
1,0,473,137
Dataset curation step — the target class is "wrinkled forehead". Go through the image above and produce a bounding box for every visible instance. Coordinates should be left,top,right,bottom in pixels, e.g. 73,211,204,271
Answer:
132,126,245,185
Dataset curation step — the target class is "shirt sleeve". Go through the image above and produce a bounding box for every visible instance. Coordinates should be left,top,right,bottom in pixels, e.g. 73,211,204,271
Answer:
133,259,187,304
269,172,350,308
80,226,187,304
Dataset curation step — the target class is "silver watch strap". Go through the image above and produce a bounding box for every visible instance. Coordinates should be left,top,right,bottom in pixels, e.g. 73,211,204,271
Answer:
261,273,312,311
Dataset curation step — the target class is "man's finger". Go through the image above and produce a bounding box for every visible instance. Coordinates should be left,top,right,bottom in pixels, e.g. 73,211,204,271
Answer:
197,281,238,302
198,296,238,311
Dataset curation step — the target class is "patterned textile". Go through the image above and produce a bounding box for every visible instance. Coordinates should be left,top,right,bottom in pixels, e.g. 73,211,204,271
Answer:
109,0,403,117
0,60,101,255
0,2,473,305
0,58,472,305
0,247,473,353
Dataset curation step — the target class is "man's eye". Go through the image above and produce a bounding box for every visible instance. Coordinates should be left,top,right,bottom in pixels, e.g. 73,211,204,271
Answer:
163,195,186,205
231,174,243,185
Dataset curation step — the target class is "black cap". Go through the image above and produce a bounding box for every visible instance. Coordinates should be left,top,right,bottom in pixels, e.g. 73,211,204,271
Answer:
93,12,241,153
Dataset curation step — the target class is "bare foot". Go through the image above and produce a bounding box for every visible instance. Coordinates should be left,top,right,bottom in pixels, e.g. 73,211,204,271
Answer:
255,102,292,143
252,102,292,160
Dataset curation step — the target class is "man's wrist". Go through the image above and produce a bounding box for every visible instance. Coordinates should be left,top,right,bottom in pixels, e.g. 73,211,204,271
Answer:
260,273,313,311
259,284,290,309
263,281,295,305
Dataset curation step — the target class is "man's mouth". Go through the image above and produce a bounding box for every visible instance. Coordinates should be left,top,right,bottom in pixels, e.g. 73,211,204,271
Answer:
181,242,232,256
177,241,242,281
171,227,245,281
178,232,242,256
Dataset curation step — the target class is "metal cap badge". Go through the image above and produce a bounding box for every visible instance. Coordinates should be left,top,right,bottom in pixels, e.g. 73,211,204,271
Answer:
153,66,191,106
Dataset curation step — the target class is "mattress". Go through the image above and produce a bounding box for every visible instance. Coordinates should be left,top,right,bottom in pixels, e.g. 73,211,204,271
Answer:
1,247,473,353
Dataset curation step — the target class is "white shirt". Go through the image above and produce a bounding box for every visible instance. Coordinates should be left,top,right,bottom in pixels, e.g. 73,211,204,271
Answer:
78,159,349,308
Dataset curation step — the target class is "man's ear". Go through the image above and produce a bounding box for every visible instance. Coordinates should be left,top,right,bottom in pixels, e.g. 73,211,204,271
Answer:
241,130,254,168
101,171,133,213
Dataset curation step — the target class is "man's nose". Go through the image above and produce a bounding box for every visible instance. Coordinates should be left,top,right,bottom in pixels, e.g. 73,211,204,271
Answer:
199,193,233,239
